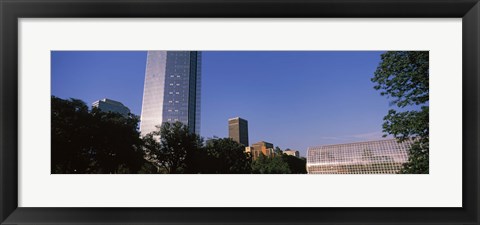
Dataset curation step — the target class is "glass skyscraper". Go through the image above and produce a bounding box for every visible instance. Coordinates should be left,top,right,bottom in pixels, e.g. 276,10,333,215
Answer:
140,51,201,136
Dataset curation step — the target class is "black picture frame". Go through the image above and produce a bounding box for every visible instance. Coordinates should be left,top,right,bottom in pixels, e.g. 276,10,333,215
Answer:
1,0,479,224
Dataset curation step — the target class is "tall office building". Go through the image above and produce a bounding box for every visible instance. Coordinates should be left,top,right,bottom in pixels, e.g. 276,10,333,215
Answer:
228,117,249,146
140,51,201,135
92,98,131,117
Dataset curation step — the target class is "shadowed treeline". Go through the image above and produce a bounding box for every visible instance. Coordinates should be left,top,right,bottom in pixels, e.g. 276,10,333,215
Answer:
52,96,307,174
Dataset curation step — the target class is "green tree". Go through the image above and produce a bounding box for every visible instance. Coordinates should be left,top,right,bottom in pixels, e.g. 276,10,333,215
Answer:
88,108,147,173
251,154,290,174
199,138,252,174
51,96,149,174
142,122,203,174
274,146,283,154
281,155,307,174
372,51,429,174
52,97,92,173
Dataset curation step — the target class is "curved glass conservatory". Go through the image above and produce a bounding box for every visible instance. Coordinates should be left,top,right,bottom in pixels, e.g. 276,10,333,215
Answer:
307,139,413,174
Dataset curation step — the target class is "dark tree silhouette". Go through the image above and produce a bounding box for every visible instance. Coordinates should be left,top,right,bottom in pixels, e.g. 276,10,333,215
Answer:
142,122,203,174
200,137,252,174
281,155,307,174
53,96,307,174
51,96,149,174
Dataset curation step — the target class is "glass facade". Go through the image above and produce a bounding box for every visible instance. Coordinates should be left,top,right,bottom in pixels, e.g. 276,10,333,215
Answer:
92,98,130,117
140,51,201,136
307,139,413,174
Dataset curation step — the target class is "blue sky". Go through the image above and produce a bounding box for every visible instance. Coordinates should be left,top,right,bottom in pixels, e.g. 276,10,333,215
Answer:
52,51,392,157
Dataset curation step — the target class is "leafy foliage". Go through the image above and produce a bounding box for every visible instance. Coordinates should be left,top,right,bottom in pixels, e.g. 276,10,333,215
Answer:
200,138,252,174
274,146,283,154
372,51,429,107
400,137,429,173
142,122,203,174
382,107,429,141
281,155,307,174
251,154,291,174
372,51,429,174
52,96,149,174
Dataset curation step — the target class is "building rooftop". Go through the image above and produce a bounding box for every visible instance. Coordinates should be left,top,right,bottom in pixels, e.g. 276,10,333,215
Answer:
307,138,401,150
252,141,273,145
228,117,247,121
93,98,126,107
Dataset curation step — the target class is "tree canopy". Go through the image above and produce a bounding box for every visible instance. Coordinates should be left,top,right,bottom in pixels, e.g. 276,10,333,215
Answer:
372,51,429,107
281,155,307,174
52,96,307,174
142,122,203,174
372,51,429,174
52,96,149,174
251,154,291,174
201,137,252,174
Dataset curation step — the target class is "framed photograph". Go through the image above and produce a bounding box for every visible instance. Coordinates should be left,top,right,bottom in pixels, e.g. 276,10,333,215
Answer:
1,0,479,224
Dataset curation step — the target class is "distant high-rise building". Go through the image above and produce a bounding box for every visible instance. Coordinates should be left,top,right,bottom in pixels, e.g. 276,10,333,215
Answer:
92,98,130,116
250,141,275,160
228,117,249,146
306,139,413,174
283,149,300,157
140,51,201,136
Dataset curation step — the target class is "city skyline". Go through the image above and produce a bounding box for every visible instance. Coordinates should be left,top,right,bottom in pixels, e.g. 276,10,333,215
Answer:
51,51,393,157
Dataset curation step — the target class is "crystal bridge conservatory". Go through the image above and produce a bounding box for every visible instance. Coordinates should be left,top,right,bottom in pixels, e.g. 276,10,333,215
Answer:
306,139,414,174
